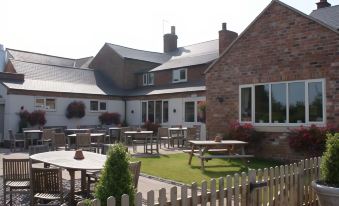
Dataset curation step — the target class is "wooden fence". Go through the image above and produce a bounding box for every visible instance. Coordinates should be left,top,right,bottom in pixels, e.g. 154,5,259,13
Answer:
78,157,321,206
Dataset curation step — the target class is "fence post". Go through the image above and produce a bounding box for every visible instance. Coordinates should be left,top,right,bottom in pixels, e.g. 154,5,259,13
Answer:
147,190,155,206
247,169,256,206
107,196,116,206
298,160,305,205
121,194,129,206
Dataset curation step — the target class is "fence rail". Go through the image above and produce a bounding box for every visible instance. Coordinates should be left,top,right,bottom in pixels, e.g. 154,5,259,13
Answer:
78,157,321,206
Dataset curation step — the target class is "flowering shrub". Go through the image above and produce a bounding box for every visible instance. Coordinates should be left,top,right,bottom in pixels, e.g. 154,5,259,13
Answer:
226,121,259,144
66,101,85,119
28,110,46,126
18,107,30,133
288,124,336,156
99,112,121,125
197,101,206,123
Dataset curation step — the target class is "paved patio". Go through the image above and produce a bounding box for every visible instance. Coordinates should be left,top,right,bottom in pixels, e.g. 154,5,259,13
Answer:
0,146,188,205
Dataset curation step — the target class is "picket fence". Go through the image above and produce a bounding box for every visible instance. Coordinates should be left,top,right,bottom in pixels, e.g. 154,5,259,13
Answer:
78,157,321,206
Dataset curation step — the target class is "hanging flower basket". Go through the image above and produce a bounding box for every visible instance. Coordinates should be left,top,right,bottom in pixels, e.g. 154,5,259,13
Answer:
66,101,86,119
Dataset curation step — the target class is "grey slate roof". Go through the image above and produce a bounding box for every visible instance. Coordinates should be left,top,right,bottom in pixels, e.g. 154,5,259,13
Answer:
150,40,219,72
107,43,171,64
7,49,93,68
2,60,123,96
310,5,339,30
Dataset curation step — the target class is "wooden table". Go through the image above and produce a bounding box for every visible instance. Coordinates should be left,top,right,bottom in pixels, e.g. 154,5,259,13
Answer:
30,151,106,206
124,131,156,153
67,133,105,151
23,129,43,147
65,128,91,134
169,127,187,147
187,140,254,171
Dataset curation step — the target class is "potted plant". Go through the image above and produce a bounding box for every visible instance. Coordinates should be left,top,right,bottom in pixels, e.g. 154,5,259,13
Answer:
312,133,339,206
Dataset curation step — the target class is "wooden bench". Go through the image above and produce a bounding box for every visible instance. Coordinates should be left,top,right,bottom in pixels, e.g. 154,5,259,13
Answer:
182,149,229,154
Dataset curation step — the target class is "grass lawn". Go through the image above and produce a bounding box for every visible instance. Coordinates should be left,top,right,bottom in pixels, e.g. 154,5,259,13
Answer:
132,153,281,186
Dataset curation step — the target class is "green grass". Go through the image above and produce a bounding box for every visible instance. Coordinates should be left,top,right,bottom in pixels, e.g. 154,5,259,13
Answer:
132,153,281,186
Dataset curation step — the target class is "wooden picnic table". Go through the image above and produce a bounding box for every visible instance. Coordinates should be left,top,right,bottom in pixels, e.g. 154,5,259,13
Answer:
30,151,106,206
187,140,254,171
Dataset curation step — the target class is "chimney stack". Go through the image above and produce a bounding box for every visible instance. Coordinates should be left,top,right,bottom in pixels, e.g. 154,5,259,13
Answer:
218,23,238,54
317,0,331,9
164,26,178,53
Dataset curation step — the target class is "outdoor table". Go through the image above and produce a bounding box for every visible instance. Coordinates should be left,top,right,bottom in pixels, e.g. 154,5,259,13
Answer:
169,127,187,147
30,151,106,206
65,128,91,134
123,131,155,153
108,127,122,142
188,140,254,171
23,129,43,148
67,133,105,151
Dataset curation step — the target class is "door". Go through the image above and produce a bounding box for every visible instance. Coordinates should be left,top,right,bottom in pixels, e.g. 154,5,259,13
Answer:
0,104,4,141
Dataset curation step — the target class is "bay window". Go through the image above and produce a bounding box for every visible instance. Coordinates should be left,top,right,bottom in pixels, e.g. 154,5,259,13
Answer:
239,79,325,125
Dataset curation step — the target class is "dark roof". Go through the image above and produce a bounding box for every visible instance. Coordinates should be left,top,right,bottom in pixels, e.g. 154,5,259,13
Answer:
2,60,123,96
150,40,218,72
125,81,205,96
310,5,339,29
7,49,93,68
107,43,170,64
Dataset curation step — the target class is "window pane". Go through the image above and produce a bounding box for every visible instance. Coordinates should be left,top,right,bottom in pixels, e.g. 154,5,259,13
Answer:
100,102,106,111
155,101,162,123
35,99,45,108
255,85,269,123
90,101,98,111
241,88,252,121
148,73,154,85
271,84,286,123
148,101,155,122
197,101,206,123
309,82,323,122
172,70,179,82
46,99,55,110
142,102,147,122
163,101,168,123
180,69,186,80
289,82,305,123
143,74,147,85
185,102,195,122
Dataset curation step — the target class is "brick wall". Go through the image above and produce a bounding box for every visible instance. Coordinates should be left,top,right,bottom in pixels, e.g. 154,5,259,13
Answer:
205,1,339,160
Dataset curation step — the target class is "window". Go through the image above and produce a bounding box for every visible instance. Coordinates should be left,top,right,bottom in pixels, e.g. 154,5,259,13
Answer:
239,79,325,125
90,101,107,112
35,98,56,111
143,73,154,86
172,68,187,83
185,102,195,122
141,100,169,123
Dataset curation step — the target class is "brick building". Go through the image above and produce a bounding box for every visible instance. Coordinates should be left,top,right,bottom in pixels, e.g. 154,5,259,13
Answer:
205,0,339,160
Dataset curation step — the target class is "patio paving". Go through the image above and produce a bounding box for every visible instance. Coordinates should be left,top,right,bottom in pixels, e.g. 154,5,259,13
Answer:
0,146,187,205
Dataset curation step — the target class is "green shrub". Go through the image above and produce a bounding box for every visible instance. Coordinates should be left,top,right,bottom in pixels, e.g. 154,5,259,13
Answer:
95,144,135,205
320,133,339,186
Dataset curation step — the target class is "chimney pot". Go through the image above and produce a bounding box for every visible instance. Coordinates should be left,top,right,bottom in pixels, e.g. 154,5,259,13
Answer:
222,23,227,30
317,0,331,9
171,26,175,34
164,26,178,53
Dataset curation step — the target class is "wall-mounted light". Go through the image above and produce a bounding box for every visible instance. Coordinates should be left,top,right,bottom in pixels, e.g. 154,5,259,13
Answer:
173,109,176,113
216,96,224,103
131,110,134,114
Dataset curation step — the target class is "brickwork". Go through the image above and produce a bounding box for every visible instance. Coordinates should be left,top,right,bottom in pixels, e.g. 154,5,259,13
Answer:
205,1,339,160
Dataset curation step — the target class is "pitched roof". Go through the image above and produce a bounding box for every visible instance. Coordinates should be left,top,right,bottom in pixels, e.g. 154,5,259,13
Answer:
2,60,123,96
107,43,170,64
310,5,339,30
7,49,92,68
150,40,218,72
204,0,339,74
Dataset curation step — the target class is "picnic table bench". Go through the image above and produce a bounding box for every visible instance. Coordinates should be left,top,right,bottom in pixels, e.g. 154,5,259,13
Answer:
187,140,254,171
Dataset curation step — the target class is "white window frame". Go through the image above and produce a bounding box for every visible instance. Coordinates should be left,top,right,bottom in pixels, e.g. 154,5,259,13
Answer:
238,79,326,126
172,68,187,83
90,100,107,112
143,73,154,86
34,97,56,111
184,101,197,123
141,100,169,124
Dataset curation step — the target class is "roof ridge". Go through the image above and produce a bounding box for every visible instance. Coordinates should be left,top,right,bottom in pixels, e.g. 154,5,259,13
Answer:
7,48,77,61
179,39,218,48
105,42,166,55
76,56,93,60
10,59,95,71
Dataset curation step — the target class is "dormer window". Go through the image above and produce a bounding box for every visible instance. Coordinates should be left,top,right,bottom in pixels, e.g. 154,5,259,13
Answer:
172,68,187,83
143,73,154,86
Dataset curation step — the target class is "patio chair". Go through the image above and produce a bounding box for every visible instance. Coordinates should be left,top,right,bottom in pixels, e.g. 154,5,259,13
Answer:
30,167,63,205
183,127,198,147
158,127,173,148
8,129,25,152
29,144,50,167
38,129,55,148
193,125,201,140
75,133,95,152
52,133,67,151
3,158,31,206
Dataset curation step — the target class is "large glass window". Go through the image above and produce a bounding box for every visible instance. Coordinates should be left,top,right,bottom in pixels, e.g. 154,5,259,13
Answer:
148,101,155,122
142,102,147,122
185,102,195,122
239,80,324,125
163,101,169,123
155,101,162,123
142,101,169,123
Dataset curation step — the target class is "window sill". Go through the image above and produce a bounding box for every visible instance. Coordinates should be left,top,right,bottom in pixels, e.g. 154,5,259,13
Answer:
172,80,187,84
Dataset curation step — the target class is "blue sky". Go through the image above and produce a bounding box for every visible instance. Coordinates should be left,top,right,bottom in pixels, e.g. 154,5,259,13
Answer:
1,0,334,58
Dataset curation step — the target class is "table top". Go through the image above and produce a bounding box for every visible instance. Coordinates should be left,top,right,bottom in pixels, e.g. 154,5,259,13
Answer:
66,128,91,131
67,133,105,137
30,151,106,170
109,127,121,130
189,140,248,146
169,127,188,131
124,131,153,134
23,130,43,133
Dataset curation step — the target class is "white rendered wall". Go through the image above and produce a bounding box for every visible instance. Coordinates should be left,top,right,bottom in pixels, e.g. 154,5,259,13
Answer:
3,94,124,139
0,84,7,140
